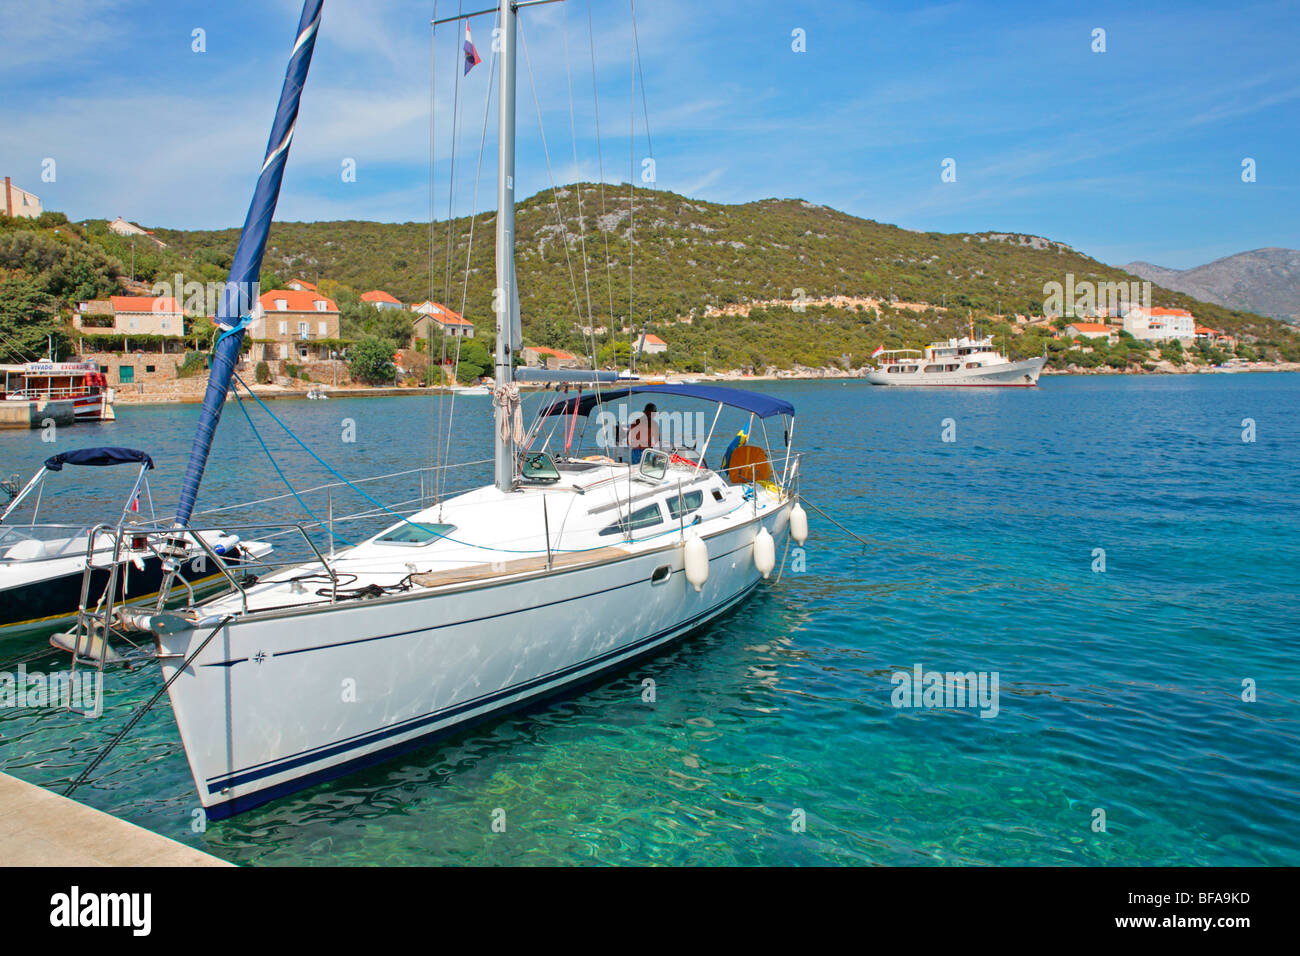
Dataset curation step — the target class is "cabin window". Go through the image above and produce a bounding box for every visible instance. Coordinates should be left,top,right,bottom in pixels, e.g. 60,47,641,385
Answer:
520,452,560,483
639,449,669,481
377,522,456,545
599,502,664,537
886,366,900,374
667,489,704,520
923,365,942,373
966,362,980,369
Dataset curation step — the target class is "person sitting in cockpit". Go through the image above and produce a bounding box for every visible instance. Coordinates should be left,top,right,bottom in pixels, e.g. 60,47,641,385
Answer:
626,402,658,463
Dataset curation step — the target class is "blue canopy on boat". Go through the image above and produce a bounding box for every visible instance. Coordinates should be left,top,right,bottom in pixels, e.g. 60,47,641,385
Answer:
540,383,794,419
44,447,154,471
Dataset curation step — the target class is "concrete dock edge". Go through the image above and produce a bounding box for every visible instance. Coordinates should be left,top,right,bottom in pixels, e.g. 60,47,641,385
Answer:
0,773,232,867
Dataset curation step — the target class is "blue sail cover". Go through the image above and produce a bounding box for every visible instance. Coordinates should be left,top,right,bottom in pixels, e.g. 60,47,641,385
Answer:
44,448,154,471
174,0,324,526
540,384,795,420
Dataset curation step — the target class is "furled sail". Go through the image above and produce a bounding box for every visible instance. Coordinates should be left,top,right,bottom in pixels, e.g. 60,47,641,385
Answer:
174,0,324,526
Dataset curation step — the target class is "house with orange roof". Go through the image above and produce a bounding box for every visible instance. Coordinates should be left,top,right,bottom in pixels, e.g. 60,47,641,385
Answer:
1063,321,1113,342
73,296,186,337
521,345,583,369
639,332,668,355
411,301,476,340
1195,324,1236,349
361,289,405,311
249,288,341,362
286,278,319,293
1123,305,1195,342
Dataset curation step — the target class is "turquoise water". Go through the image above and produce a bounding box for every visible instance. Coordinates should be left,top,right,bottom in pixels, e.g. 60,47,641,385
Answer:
1,374,1297,865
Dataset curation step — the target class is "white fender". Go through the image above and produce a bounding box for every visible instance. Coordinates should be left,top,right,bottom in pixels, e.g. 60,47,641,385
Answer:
753,526,775,579
790,502,808,545
684,532,709,592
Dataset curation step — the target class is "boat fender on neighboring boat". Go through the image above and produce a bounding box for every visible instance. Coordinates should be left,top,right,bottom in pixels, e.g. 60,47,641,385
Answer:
790,502,808,545
49,629,125,665
684,533,709,592
753,526,775,579
211,533,241,556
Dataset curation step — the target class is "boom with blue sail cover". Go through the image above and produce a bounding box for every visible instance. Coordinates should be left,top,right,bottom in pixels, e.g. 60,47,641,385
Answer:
173,0,324,527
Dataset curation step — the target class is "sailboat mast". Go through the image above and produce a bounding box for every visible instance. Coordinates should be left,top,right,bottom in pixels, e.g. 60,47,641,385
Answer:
493,0,519,493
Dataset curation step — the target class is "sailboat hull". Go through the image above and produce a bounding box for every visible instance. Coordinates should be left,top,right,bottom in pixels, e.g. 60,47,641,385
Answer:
160,506,789,819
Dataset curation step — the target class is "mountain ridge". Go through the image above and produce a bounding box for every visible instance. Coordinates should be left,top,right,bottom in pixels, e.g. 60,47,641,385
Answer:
1122,248,1300,324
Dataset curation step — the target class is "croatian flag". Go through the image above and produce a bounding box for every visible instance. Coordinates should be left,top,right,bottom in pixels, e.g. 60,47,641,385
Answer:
871,345,886,358
464,24,481,75
130,490,140,513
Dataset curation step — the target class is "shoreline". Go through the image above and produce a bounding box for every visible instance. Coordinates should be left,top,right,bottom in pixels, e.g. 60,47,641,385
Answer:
104,361,1300,406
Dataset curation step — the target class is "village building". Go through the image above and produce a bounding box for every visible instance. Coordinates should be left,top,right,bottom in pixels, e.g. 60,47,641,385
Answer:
361,289,405,311
108,216,166,248
640,332,668,355
286,278,319,292
73,296,186,337
248,288,341,362
521,346,584,369
1195,325,1236,349
1123,306,1195,343
1063,321,1113,341
411,301,476,339
2,177,41,218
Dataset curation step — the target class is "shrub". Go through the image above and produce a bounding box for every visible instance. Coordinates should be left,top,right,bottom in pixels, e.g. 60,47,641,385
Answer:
255,361,272,384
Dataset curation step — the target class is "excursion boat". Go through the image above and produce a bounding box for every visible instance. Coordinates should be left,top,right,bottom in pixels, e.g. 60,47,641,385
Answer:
0,448,270,641
866,334,1045,387
2,361,116,422
54,0,811,820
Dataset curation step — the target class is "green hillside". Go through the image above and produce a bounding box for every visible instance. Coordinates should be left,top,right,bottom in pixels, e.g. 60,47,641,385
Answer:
5,186,1299,370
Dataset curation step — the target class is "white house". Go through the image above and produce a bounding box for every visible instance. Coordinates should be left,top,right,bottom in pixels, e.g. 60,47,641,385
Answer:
361,289,405,311
640,332,668,355
1064,322,1113,341
1123,306,1195,343
2,177,41,219
108,216,167,248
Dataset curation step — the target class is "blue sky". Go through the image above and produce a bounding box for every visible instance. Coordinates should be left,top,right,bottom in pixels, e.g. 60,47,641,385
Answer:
2,0,1296,269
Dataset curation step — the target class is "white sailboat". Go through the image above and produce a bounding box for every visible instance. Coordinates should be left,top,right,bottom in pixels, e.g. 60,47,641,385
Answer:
77,0,809,819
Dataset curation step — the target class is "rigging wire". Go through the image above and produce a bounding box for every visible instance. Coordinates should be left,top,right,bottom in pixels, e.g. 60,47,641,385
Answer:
586,0,618,353
519,21,587,336
438,7,500,512
560,2,598,370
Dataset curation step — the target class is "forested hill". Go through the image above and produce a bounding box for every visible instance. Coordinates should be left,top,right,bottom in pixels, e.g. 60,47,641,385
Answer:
7,185,1298,371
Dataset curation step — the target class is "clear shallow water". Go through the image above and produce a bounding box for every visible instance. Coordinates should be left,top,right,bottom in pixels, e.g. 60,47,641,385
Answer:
0,374,1297,865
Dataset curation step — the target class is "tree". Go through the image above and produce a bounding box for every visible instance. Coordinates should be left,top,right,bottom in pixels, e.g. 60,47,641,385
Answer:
349,336,397,385
0,277,69,358
454,337,492,384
